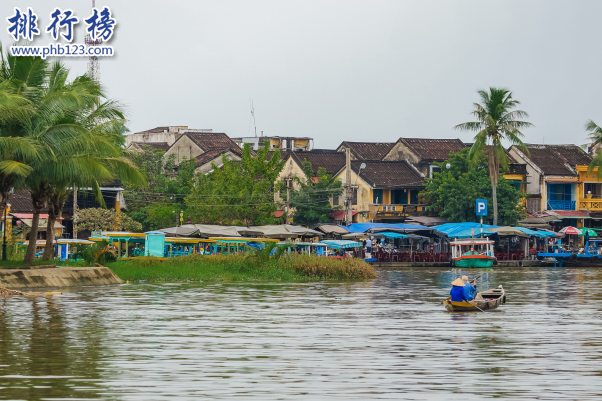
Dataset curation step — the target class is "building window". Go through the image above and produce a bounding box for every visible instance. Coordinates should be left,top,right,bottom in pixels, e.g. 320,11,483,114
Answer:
372,189,383,204
429,165,441,178
352,188,358,205
333,196,339,206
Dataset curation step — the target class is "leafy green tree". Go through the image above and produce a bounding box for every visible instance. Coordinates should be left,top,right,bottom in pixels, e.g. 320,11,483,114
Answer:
455,88,532,225
584,120,602,177
76,207,142,232
123,146,196,231
289,160,343,226
186,143,284,225
422,149,526,225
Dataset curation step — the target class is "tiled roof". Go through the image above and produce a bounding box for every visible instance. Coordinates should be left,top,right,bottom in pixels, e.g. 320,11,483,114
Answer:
6,190,47,213
133,126,169,135
399,138,465,161
131,142,170,152
195,149,237,167
338,141,395,160
351,161,424,188
522,144,592,176
185,132,239,152
291,150,346,176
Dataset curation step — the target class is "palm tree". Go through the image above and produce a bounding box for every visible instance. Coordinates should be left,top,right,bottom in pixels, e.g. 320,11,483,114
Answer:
455,88,532,225
583,120,602,178
0,46,144,264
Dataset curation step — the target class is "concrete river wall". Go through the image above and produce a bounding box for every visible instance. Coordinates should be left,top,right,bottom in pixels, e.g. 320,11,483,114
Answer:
0,266,123,289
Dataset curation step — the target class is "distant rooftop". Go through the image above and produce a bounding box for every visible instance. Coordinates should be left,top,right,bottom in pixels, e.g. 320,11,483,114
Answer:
399,138,465,161
337,141,396,161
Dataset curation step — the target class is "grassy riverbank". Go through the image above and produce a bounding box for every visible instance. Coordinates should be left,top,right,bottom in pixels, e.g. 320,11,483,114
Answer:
107,254,376,283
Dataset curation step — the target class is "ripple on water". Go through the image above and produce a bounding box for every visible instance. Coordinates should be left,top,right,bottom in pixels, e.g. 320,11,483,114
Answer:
0,266,601,400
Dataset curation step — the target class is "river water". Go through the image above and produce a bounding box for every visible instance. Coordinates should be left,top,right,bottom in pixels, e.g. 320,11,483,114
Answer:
1,266,601,400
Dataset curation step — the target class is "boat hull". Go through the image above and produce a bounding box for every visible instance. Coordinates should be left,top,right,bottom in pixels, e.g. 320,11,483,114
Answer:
442,288,505,312
453,255,494,268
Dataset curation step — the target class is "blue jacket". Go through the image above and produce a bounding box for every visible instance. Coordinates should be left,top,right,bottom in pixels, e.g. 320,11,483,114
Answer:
463,283,476,301
450,286,466,302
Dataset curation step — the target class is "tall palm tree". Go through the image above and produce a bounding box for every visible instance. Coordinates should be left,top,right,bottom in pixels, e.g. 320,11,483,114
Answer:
455,88,532,225
21,62,145,264
584,120,602,178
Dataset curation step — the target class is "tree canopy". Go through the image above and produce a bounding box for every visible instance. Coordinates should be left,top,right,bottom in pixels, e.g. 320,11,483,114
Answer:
185,143,285,226
123,146,196,231
289,160,343,226
421,148,526,226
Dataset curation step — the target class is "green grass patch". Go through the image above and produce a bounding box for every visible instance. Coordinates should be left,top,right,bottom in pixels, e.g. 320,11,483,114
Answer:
107,254,377,283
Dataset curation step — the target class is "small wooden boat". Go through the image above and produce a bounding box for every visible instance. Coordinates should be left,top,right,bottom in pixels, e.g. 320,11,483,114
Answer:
450,238,495,268
442,285,506,312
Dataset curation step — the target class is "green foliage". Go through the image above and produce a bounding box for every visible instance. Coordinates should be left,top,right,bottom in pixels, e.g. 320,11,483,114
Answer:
422,149,526,225
76,207,142,232
290,161,343,226
584,120,602,178
73,240,117,265
0,46,145,263
107,253,376,283
123,147,196,231
185,143,285,225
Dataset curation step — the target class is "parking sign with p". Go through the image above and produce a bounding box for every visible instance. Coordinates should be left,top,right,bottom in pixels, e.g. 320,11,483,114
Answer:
476,199,487,216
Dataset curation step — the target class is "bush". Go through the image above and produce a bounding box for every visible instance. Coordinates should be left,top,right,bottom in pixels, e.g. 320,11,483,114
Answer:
107,253,376,283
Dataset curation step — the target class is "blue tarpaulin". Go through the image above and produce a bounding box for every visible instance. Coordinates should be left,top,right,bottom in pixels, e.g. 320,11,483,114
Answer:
342,223,431,233
432,222,499,238
374,232,408,239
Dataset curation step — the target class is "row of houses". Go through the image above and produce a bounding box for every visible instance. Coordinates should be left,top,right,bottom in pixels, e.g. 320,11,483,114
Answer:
126,125,602,231
5,125,600,242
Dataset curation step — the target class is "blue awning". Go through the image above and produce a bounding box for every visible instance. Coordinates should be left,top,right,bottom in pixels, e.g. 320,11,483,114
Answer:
513,227,555,238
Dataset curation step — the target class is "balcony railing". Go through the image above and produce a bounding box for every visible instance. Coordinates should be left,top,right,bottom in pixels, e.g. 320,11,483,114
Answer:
547,200,576,210
579,198,602,211
369,203,432,219
508,164,527,175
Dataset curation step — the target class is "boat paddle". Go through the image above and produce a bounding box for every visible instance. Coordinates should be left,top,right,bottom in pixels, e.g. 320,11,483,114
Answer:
468,276,485,312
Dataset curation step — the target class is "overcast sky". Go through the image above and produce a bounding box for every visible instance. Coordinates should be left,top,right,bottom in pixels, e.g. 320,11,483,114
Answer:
5,1,602,149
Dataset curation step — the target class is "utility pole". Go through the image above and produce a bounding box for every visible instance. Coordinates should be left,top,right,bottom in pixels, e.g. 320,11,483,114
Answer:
286,184,291,224
345,148,352,225
2,204,8,260
72,187,78,239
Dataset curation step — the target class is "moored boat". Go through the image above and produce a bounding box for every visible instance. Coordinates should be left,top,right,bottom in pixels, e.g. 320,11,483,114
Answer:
450,238,495,268
442,286,506,312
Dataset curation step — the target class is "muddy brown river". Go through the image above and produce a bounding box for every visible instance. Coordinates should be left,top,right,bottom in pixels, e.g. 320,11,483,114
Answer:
1,266,601,400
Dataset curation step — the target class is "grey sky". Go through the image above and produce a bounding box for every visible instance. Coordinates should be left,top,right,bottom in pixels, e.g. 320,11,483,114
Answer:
5,1,602,149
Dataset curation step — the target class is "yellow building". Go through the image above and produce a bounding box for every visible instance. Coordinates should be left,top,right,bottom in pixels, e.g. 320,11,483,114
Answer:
577,165,602,212
333,160,429,223
232,136,313,152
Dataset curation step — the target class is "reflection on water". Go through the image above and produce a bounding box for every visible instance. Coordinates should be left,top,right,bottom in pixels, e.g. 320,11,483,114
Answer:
1,267,602,400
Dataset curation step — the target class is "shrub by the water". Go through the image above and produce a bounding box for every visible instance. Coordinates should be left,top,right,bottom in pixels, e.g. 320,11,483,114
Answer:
107,253,376,283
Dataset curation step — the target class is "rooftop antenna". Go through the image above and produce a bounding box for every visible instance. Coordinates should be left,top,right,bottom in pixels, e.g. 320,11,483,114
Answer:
85,0,102,82
250,99,257,137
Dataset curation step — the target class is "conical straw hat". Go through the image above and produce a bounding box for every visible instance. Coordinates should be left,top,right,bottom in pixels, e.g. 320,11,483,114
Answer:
451,278,465,287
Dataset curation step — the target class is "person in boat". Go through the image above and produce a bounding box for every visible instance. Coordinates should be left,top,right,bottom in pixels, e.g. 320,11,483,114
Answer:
450,278,467,302
462,275,477,301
